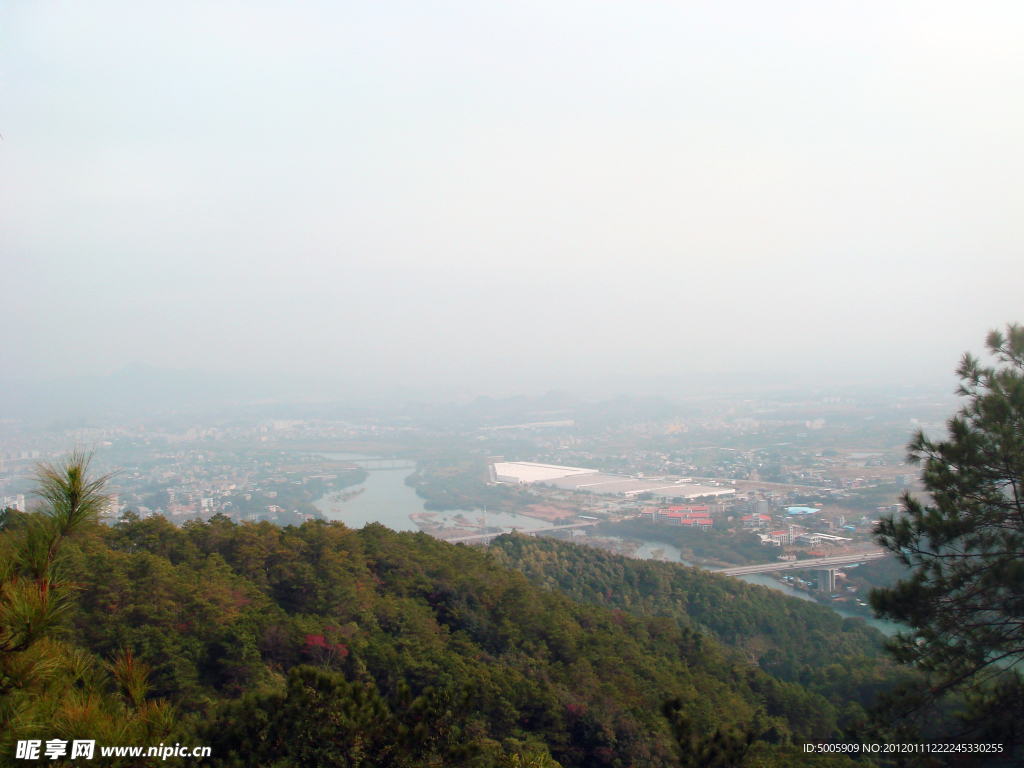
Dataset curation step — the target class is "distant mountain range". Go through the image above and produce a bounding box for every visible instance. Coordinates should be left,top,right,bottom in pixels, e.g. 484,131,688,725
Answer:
0,363,948,425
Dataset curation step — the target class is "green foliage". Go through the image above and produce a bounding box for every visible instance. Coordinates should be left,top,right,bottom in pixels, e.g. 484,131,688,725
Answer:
0,452,174,767
603,520,778,566
491,534,882,667
662,698,755,768
2,451,921,765
46,512,904,765
489,533,914,718
198,666,479,767
407,461,524,513
870,323,1024,756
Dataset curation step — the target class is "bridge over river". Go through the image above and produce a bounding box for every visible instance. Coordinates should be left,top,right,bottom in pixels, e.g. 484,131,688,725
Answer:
349,458,417,470
709,551,887,577
444,526,886,584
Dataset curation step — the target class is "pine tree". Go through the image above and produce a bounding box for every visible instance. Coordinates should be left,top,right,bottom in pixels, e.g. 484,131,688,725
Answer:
0,451,174,766
870,323,1024,750
661,699,756,768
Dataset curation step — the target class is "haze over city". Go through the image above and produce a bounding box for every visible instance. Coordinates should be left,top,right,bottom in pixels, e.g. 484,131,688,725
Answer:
3,2,1022,403
6,6,1024,765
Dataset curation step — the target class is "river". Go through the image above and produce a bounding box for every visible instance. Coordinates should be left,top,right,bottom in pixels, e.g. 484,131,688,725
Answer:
313,456,901,634
314,462,551,536
735,573,901,635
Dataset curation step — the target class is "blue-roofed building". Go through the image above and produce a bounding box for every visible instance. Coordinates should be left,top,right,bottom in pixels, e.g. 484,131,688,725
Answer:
786,506,819,515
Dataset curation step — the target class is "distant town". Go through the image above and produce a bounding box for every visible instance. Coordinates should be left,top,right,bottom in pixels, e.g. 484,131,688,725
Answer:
1,384,942,616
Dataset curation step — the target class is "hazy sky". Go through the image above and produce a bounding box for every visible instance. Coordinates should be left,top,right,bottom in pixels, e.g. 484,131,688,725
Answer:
2,2,1022,395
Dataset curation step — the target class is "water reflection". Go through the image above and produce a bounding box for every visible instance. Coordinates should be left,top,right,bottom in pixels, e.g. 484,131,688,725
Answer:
315,467,548,537
735,573,900,635
316,468,421,531
311,458,900,636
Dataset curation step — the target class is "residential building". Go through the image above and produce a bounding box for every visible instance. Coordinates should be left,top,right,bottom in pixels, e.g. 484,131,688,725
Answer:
742,514,772,529
769,529,792,545
1,494,25,512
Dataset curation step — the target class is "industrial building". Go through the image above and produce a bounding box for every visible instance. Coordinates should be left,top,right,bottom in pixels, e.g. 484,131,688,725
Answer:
490,461,600,485
490,461,735,500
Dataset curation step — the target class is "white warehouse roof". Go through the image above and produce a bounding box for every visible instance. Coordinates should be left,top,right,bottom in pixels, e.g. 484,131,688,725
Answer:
492,461,599,484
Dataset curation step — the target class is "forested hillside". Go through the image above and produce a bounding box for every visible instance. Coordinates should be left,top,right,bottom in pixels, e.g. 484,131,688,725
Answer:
599,519,779,566
1,509,876,767
489,535,916,713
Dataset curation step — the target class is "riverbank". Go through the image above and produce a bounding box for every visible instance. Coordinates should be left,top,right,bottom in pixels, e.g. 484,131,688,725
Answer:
314,466,554,538
313,464,901,633
735,572,900,635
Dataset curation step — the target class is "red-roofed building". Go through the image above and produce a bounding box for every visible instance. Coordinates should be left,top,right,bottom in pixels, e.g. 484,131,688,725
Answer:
638,507,713,530
769,529,792,545
668,505,710,515
742,514,773,529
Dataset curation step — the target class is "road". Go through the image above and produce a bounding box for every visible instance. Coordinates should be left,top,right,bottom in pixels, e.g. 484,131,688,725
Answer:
709,551,887,576
444,521,600,543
